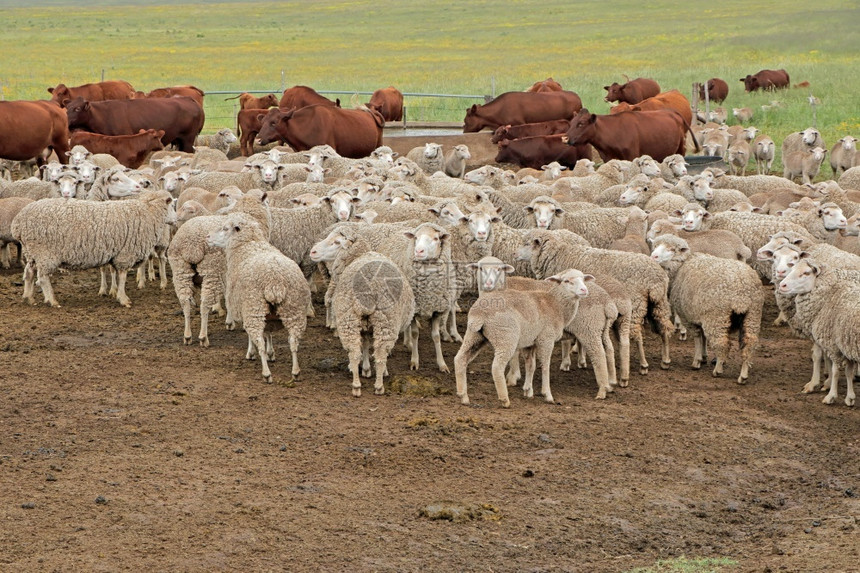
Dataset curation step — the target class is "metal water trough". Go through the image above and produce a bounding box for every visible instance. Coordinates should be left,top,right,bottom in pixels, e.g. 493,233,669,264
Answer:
684,155,728,175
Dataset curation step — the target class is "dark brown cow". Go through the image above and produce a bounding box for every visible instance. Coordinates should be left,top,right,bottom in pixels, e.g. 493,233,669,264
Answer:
279,85,340,110
495,134,591,170
70,129,166,169
740,69,790,92
47,80,136,107
366,86,403,122
228,92,279,110
0,100,70,165
65,96,204,152
608,90,693,125
145,85,205,107
257,105,384,159
698,78,729,104
603,77,661,104
463,91,583,133
237,108,272,156
491,119,571,144
526,78,563,93
564,108,697,162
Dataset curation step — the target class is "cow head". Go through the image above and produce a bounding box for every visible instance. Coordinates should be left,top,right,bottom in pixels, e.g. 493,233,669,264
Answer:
256,108,293,146
48,84,73,106
563,109,596,146
64,97,92,129
463,104,488,133
740,75,758,92
603,82,625,103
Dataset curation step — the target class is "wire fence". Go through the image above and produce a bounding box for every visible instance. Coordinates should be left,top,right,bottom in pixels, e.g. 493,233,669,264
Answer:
200,89,492,133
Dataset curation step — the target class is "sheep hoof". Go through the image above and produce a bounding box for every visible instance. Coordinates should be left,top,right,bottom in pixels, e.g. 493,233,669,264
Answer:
822,394,837,405
352,387,362,397
361,366,372,378
438,363,450,374
736,375,748,385
184,337,192,346
544,395,554,403
639,366,648,375
678,333,687,341
441,333,453,343
226,322,236,331
410,360,419,371
501,399,511,408
660,360,670,370
801,381,819,394
263,375,273,384
374,385,385,395
845,396,855,407
619,379,629,387
691,361,702,370
595,390,607,400
773,317,787,326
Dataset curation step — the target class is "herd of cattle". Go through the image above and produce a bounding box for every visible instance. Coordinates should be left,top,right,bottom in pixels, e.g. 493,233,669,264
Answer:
2,69,860,408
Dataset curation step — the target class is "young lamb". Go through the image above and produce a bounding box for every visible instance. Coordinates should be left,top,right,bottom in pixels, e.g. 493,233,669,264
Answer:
454,268,589,407
830,136,858,177
443,144,471,178
650,234,764,383
406,143,445,175
206,212,310,384
752,135,776,175
12,188,176,308
783,146,827,184
726,140,751,176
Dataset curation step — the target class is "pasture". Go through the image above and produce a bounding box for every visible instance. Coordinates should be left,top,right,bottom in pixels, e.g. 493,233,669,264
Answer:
1,1,859,571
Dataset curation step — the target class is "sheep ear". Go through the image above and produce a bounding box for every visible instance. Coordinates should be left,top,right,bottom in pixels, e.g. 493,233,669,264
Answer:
466,262,480,270
546,275,562,284
752,206,763,213
679,246,690,254
702,211,711,220
555,208,565,216
490,216,501,223
403,231,416,240
350,197,361,204
524,206,535,213
427,206,441,215
582,274,595,282
774,210,784,217
671,209,683,217
758,249,774,260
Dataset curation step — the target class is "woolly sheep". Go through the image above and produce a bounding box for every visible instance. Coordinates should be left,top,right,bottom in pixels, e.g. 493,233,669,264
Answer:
752,135,776,175
12,189,176,307
176,199,211,225
726,140,751,176
176,185,244,213
543,205,630,249
463,165,516,189
388,158,474,197
85,166,145,201
830,136,858,177
650,234,763,383
406,143,445,175
648,215,751,261
702,167,805,197
732,107,753,123
40,160,69,182
206,212,309,384
570,158,596,177
519,228,674,375
0,197,34,268
66,144,93,166
454,268,589,407
689,177,751,213
659,154,687,183
88,153,121,171
443,144,471,178
0,177,71,201
195,128,238,155
838,166,860,191
781,127,825,159
783,146,827,184
781,201,847,243
608,206,650,255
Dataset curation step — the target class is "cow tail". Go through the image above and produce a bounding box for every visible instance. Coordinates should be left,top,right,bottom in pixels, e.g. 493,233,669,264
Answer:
682,115,700,153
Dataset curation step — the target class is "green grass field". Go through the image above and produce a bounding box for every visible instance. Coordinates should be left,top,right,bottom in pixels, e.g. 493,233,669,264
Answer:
1,0,858,160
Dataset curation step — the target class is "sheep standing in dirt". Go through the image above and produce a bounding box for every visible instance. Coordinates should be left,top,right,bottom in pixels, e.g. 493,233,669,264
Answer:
651,234,763,382
207,212,310,384
778,259,859,406
12,189,176,307
443,144,471,178
0,197,34,268
454,268,589,407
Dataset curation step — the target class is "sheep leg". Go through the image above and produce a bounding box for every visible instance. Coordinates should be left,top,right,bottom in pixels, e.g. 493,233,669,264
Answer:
22,260,36,304
198,276,223,348
444,308,462,343
136,262,146,290
360,335,372,378
409,319,420,370
36,266,59,307
265,332,275,361
691,327,705,370
802,343,824,393
372,322,397,395
113,268,132,307
617,319,631,386
675,314,687,341
288,329,301,378
633,324,649,375
559,339,572,371
822,358,842,405
577,341,588,369
431,313,449,373
98,266,110,296
109,267,118,298
0,244,9,269
708,325,730,378
581,335,612,399
537,342,555,403
147,252,156,282
157,249,168,290
845,363,856,407
603,322,618,388
506,351,521,387
454,329,487,405
490,349,514,408
521,348,537,398
737,317,758,385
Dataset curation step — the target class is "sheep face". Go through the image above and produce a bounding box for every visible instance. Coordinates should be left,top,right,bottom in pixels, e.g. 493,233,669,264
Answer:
326,190,360,222
55,173,80,199
67,145,92,166
104,168,143,198
216,186,243,210
430,202,466,227
618,182,647,206
691,178,714,202
463,165,496,186
75,161,100,185
41,161,67,182
839,136,858,151
634,156,661,177
370,146,398,165
290,193,322,208
462,209,499,242
800,128,820,146
353,179,383,203
405,224,449,262
217,128,238,144
158,170,189,194
650,236,690,267
453,145,471,161
525,198,564,229
541,161,567,180
664,156,687,178
818,203,847,230
679,205,709,231
253,160,283,185
423,143,443,159
309,230,352,263
469,256,513,292
778,258,820,295
546,268,592,298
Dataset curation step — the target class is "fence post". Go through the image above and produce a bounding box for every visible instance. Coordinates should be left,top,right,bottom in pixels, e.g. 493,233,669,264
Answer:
691,83,700,124
491,76,495,98
809,92,818,129
280,70,285,92
101,68,105,82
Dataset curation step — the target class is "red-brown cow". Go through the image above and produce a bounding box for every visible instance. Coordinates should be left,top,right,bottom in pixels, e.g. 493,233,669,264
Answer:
463,91,583,133
564,108,697,162
65,96,204,152
279,85,340,110
47,80,136,107
257,105,384,159
0,100,70,165
526,78,563,93
228,93,279,110
608,90,693,125
698,78,729,104
740,69,790,92
495,134,592,170
237,108,271,156
603,77,661,105
145,85,205,107
366,86,403,122
491,119,571,144
70,129,165,169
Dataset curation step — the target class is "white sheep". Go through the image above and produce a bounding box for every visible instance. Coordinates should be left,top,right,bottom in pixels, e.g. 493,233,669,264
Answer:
839,166,860,191
732,107,753,123
783,146,827,184
12,188,176,308
206,212,310,384
659,154,688,183
443,144,471,178
781,127,826,159
195,128,238,155
648,215,751,261
0,197,34,268
829,136,857,178
650,234,763,383
405,143,445,175
726,140,751,176
752,135,776,175
608,206,650,255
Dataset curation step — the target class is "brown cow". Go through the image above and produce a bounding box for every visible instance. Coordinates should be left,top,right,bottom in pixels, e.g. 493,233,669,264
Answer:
145,85,205,107
47,80,136,107
491,119,571,144
526,78,563,92
495,134,591,170
237,108,272,156
366,86,403,122
279,85,340,110
228,92,279,110
603,77,661,105
564,108,697,162
698,78,729,104
256,105,383,159
0,100,70,165
608,90,693,125
65,96,204,152
70,129,166,169
463,91,583,133
740,69,790,92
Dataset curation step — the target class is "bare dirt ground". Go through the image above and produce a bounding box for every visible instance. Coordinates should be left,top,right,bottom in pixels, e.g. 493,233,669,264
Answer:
1,262,858,573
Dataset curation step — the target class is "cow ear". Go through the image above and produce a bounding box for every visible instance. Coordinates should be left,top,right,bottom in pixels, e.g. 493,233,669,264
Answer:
602,86,609,91
468,104,477,114
335,98,341,107
589,114,597,124
82,101,90,111
47,87,54,94
256,113,266,122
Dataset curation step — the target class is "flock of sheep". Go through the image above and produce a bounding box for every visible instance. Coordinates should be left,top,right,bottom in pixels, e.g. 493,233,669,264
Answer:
1,110,860,408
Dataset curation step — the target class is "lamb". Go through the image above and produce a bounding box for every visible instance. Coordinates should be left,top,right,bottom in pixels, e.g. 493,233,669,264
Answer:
752,135,776,175
443,144,471,178
829,136,857,177
732,107,754,123
167,189,270,346
0,197,34,268
648,215,751,261
157,169,194,196
608,206,650,255
781,127,826,158
650,234,763,383
707,107,728,124
726,140,751,176
778,259,859,406
326,238,415,397
519,229,674,375
12,189,176,307
454,268,589,407
206,212,310,384
406,143,445,174
783,146,827,184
